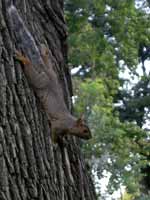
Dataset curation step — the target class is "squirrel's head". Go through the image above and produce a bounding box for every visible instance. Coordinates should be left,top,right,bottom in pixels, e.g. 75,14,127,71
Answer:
70,115,92,140
51,114,92,142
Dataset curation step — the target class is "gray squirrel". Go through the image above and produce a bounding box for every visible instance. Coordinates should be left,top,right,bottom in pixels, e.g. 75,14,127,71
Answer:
7,5,92,142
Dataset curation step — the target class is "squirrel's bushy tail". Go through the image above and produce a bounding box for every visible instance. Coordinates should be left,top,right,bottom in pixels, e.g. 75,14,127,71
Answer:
8,5,42,65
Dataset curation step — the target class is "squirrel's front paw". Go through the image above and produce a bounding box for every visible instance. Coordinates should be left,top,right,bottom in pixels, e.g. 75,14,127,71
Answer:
51,128,65,143
51,128,58,143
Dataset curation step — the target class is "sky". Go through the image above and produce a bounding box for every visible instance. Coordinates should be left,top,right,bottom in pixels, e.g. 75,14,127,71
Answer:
96,171,125,200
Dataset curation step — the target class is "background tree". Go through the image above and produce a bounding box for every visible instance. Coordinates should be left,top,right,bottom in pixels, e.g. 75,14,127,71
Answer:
0,0,96,199
65,0,150,199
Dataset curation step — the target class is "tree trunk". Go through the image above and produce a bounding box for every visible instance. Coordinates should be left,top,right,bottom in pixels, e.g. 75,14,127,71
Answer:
0,0,96,199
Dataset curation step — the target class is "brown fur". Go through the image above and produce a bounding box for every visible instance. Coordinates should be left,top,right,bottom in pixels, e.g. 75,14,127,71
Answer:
9,3,91,143
15,48,91,142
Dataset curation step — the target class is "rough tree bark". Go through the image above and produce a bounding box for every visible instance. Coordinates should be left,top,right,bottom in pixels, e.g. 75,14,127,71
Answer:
0,0,96,199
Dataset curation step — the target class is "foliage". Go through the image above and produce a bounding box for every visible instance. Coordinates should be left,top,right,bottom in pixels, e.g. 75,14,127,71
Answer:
136,194,150,200
73,78,147,195
122,191,134,200
65,0,150,72
65,0,150,198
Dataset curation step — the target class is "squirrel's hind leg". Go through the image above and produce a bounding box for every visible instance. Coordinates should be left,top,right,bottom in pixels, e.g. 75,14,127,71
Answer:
15,50,50,89
40,45,49,66
15,51,31,65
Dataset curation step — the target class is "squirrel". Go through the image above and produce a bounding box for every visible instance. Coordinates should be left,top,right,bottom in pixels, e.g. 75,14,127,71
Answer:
7,5,92,142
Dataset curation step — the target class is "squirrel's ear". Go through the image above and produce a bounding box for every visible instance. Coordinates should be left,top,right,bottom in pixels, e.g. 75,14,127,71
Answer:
76,114,85,126
80,114,85,121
